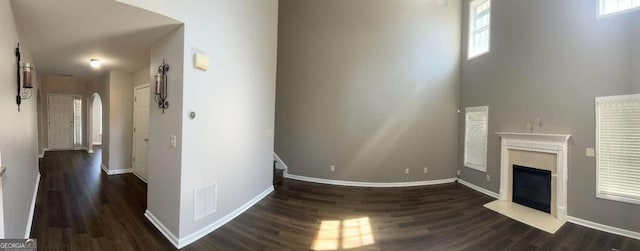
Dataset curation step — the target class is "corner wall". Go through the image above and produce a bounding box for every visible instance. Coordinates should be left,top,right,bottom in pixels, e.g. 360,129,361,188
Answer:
114,0,278,245
459,0,640,232
275,0,462,183
147,26,184,238
106,71,134,171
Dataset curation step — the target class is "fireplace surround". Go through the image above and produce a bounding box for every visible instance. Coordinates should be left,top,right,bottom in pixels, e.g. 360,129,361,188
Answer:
482,133,571,233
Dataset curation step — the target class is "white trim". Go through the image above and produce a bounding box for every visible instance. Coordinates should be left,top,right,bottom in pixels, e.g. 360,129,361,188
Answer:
457,179,499,199
285,173,457,188
132,84,151,182
92,142,102,146
273,152,288,175
176,186,274,248
144,210,179,247
133,171,148,183
101,164,132,175
467,0,491,60
86,148,94,154
39,148,49,158
24,173,40,238
496,132,571,221
568,216,640,241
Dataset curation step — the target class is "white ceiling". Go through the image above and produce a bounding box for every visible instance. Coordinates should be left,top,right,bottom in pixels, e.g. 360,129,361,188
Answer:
11,0,181,78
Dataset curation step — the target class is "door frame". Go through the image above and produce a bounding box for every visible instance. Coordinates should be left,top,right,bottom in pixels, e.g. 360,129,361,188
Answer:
47,94,82,151
132,84,150,183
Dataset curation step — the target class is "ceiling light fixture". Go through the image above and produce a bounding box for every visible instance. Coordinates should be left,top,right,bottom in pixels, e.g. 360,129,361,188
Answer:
89,59,101,68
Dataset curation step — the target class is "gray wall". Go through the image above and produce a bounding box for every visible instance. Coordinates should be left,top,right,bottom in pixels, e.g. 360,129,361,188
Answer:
631,15,640,93
459,0,640,232
147,26,184,237
97,74,110,168
1,0,40,237
116,0,279,240
133,66,150,86
107,71,134,171
275,0,461,182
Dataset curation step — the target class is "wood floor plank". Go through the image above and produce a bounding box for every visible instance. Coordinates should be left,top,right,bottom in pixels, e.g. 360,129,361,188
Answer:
31,149,640,250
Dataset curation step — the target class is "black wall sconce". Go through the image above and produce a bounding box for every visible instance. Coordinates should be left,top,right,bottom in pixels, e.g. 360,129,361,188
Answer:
154,59,170,113
15,43,34,112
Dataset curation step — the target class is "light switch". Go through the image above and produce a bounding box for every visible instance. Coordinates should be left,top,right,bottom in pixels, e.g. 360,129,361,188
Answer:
586,148,595,157
170,135,177,148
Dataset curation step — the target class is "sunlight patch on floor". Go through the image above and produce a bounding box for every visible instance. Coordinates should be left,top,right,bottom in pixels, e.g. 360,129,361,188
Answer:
311,217,375,250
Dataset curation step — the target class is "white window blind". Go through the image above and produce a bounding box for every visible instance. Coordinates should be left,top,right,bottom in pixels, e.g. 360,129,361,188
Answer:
468,0,491,59
73,97,82,147
596,94,640,205
599,0,640,17
465,106,489,172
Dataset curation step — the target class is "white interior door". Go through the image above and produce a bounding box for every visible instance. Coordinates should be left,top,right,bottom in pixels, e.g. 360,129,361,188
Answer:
48,95,75,150
133,86,150,181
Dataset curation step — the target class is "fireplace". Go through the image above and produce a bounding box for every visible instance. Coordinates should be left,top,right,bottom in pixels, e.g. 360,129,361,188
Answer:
484,132,570,234
512,165,551,213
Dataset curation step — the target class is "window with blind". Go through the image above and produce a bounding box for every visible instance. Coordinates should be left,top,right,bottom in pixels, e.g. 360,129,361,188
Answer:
464,106,489,172
596,94,640,205
468,0,491,59
73,97,82,147
599,0,640,17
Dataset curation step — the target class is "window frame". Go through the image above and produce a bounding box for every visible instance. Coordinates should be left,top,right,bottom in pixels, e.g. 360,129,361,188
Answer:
597,0,640,18
596,93,640,205
467,0,492,60
464,106,489,172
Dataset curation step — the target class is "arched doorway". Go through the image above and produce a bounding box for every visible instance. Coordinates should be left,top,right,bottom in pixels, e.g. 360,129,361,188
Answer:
88,93,102,153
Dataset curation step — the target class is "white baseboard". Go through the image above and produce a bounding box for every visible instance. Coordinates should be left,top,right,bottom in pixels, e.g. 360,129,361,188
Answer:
273,152,288,175
568,216,640,241
93,142,102,146
25,173,40,238
457,179,499,199
38,148,50,159
86,149,94,154
144,210,179,247
101,164,132,175
133,171,147,183
176,186,274,248
285,173,457,188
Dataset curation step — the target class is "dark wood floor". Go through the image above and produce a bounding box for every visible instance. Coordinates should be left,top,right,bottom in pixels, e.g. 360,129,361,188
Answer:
32,150,640,250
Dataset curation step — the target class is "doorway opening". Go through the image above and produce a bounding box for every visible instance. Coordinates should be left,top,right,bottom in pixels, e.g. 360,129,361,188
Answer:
89,93,103,153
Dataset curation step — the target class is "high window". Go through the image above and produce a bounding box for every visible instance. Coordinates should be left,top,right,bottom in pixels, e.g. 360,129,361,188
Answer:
596,94,640,205
599,0,640,17
468,0,491,59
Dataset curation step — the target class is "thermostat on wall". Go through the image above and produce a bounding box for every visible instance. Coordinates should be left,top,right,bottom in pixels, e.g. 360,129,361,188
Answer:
194,53,209,71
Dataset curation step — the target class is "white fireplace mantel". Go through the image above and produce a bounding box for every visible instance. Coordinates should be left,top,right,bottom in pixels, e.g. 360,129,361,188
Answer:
496,132,571,221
